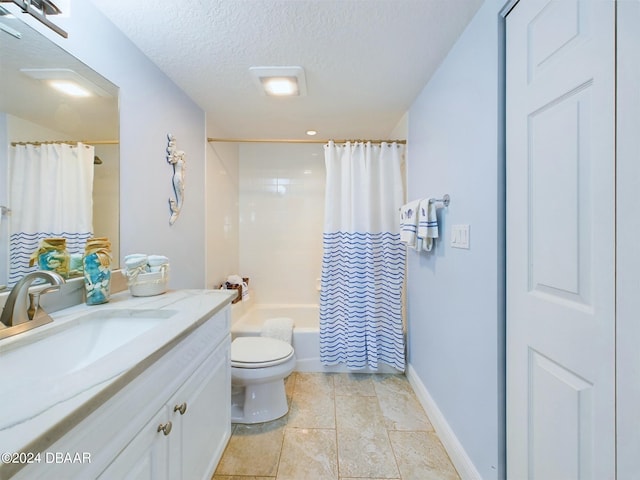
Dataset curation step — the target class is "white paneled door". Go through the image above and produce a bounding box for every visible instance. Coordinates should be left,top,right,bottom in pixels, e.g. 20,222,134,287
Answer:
506,0,615,479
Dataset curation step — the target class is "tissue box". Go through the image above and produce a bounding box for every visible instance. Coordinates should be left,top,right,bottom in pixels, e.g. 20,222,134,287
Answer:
124,267,169,297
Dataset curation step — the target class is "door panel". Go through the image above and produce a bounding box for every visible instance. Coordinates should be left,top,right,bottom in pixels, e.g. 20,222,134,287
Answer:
506,0,615,478
529,350,593,480
528,0,587,82
98,408,169,480
528,84,592,305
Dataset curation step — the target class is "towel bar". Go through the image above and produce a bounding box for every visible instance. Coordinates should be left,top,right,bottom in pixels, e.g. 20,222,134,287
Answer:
429,194,450,207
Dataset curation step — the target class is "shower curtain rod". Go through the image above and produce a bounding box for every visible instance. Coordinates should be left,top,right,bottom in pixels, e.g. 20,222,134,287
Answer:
10,140,119,146
207,137,407,145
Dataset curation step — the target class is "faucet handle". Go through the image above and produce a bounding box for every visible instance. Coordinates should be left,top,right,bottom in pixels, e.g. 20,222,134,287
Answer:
27,292,41,320
27,285,61,320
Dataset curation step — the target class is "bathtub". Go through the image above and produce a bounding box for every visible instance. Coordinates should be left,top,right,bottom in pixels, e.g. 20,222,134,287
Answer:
231,302,399,373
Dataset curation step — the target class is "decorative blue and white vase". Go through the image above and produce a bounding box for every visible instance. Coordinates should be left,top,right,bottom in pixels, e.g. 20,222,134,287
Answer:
83,238,112,305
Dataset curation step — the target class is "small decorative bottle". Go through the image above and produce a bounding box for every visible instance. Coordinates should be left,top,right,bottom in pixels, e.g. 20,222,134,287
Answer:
83,237,112,305
29,237,70,278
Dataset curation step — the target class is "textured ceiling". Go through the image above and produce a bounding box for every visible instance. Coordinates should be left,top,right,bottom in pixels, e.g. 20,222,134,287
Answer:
91,0,483,140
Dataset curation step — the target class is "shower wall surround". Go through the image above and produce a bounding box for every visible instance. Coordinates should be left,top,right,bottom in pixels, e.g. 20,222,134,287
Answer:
205,138,240,289
239,143,324,305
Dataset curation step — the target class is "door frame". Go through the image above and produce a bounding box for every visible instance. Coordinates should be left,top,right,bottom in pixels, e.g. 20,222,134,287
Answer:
615,1,639,477
498,2,518,479
497,2,517,480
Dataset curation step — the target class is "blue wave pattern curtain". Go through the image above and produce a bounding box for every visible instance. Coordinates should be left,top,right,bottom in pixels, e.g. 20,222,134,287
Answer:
320,141,406,371
8,143,94,286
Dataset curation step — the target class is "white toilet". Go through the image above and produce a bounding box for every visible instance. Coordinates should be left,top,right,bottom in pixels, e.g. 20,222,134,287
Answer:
230,336,296,424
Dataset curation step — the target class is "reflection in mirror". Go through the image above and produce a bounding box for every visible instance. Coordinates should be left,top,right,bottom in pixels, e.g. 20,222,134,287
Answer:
0,12,119,288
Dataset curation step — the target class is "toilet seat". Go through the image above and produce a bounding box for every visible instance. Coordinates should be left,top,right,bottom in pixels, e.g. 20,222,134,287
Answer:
231,336,294,368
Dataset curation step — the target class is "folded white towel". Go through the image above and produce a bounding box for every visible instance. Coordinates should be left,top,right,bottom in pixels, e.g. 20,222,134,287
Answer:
400,199,420,249
417,198,439,251
226,274,244,285
241,281,250,302
261,317,294,345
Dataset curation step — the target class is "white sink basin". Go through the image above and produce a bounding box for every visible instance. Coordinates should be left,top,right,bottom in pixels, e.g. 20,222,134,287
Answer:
0,309,178,382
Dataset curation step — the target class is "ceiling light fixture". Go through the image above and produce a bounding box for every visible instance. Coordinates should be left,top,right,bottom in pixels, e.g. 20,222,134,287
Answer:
48,80,92,97
306,130,317,136
20,68,111,97
249,66,307,97
261,77,298,96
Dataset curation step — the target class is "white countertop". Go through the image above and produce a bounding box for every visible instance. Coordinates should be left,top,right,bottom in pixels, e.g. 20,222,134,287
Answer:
0,288,235,461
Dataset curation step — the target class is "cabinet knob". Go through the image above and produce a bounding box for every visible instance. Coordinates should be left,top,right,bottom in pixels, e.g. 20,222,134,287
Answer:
157,421,172,436
174,402,187,415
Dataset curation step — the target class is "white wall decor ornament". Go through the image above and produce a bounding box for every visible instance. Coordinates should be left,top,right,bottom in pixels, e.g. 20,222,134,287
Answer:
166,133,185,225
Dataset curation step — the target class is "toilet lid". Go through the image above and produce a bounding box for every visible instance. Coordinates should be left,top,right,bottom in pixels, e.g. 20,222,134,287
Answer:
231,337,294,366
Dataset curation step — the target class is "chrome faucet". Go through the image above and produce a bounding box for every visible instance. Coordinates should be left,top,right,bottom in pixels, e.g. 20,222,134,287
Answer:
0,271,65,333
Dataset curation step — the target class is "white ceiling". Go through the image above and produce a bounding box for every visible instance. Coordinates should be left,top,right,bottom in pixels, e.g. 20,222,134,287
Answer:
90,0,483,141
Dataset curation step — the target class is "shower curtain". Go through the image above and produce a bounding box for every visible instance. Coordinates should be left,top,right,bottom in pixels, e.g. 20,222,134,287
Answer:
319,141,406,371
8,143,94,286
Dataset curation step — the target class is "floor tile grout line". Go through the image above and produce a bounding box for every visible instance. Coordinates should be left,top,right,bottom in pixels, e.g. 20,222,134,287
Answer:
374,381,404,480
285,374,294,478
217,372,459,480
331,373,341,480
273,372,295,480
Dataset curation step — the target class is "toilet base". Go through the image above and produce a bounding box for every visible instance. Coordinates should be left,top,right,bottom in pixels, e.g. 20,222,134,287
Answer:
231,379,289,424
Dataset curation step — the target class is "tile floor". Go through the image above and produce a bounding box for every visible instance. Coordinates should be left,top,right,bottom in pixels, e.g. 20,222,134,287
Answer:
213,372,460,480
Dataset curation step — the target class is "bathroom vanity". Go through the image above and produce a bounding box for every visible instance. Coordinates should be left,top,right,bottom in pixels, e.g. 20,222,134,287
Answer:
0,289,235,479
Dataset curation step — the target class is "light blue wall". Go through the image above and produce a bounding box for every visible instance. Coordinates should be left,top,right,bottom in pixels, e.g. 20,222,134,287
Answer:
25,1,207,288
406,1,505,478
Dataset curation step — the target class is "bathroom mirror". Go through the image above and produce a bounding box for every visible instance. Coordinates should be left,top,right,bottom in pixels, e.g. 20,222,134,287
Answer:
0,12,120,287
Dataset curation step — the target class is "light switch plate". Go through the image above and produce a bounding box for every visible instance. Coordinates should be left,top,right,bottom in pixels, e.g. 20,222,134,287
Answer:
451,224,470,249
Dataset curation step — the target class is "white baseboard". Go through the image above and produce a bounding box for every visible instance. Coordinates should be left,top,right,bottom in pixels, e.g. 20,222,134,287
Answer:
406,364,482,480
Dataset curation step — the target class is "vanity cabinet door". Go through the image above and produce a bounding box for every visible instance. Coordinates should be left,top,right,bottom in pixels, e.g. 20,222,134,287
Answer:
98,408,170,480
169,334,231,480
